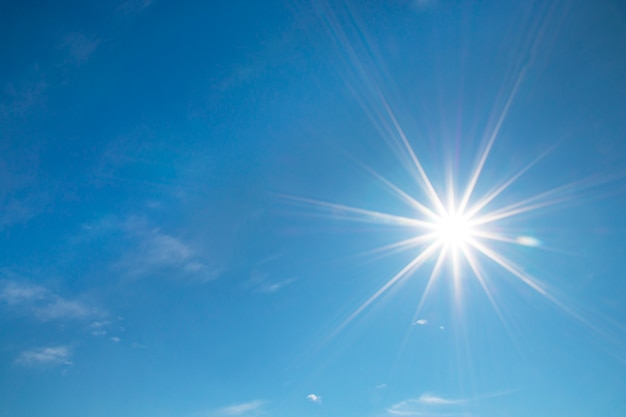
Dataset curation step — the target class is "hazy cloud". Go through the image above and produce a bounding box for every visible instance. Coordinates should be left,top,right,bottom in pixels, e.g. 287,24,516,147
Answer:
84,216,222,283
0,79,47,120
414,319,428,325
16,346,72,367
0,280,102,321
413,0,438,10
62,33,100,64
388,394,468,416
212,400,264,416
257,277,296,294
89,320,110,336
416,394,464,406
123,226,221,282
117,0,154,16
245,266,296,294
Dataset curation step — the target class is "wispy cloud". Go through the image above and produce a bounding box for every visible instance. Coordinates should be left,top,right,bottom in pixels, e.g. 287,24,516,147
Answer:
88,320,110,336
62,33,100,65
244,272,296,294
211,400,265,416
121,226,222,282
416,394,464,406
83,216,222,283
307,394,322,403
117,0,154,16
0,280,102,321
413,0,438,10
414,319,428,325
0,79,47,120
388,394,468,416
15,346,72,367
264,278,296,293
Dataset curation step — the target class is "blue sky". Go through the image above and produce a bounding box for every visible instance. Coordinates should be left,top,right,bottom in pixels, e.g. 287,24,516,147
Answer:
1,0,626,416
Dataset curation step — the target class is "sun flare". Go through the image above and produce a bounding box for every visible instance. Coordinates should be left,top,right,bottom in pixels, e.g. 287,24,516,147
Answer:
282,127,583,336
433,211,474,249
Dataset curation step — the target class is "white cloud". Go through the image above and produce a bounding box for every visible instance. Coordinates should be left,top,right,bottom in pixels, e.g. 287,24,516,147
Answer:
414,319,428,325
417,394,463,406
388,394,467,416
89,320,110,336
111,337,121,343
87,216,222,283
307,394,322,403
16,346,72,367
213,400,264,416
0,280,102,321
0,280,46,305
37,297,96,321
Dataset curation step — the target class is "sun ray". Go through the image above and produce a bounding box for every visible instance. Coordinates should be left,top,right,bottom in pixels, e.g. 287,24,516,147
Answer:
357,161,440,221
464,141,562,219
279,194,434,228
414,245,449,320
359,233,440,259
330,240,442,339
467,237,546,295
457,65,528,214
460,246,525,353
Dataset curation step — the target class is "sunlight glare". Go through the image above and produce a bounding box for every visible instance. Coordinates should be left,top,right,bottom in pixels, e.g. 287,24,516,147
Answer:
434,212,473,249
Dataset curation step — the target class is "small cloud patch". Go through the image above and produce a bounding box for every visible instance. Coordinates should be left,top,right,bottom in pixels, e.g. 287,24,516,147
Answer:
307,394,322,403
0,280,103,321
16,346,72,367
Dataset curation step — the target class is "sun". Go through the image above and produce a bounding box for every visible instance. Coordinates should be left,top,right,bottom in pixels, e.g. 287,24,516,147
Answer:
433,210,474,249
282,127,570,335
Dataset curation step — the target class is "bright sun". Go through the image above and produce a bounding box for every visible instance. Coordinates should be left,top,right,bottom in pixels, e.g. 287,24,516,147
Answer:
434,211,473,249
284,127,561,334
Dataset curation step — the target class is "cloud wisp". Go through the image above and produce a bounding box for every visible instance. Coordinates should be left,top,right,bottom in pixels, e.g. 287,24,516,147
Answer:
0,280,102,321
210,400,265,416
388,390,515,416
245,272,296,294
62,33,100,65
388,394,468,416
117,0,154,16
120,225,223,282
15,346,72,367
82,216,223,283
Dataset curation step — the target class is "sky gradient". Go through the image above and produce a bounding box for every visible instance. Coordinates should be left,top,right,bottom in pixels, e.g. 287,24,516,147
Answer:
1,1,626,416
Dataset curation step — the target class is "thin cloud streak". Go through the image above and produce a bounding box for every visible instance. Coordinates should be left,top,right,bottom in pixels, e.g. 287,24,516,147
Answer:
82,216,223,283
0,280,103,321
15,346,72,367
211,400,265,416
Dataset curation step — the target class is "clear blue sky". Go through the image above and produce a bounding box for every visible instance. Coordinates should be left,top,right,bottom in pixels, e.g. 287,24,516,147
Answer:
1,1,626,416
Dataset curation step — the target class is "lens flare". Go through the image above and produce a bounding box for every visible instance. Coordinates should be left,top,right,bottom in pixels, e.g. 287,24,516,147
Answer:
280,131,598,339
